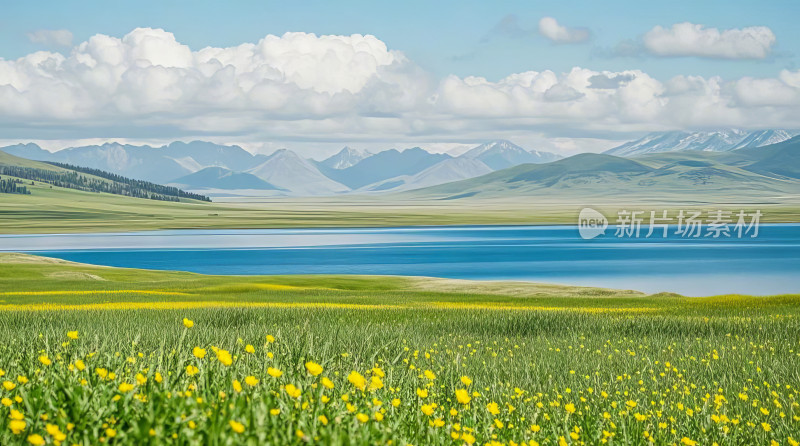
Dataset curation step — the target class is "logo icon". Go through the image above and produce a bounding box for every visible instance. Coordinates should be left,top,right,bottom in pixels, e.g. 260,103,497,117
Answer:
578,208,608,239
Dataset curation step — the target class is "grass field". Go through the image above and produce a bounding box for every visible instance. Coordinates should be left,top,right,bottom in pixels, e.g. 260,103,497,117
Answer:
0,253,799,445
1,181,800,234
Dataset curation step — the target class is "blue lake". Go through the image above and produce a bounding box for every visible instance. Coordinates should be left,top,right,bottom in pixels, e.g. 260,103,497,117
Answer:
2,224,799,296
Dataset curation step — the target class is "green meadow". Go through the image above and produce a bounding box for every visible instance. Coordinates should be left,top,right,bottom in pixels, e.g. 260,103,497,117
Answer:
0,253,799,445
1,181,799,234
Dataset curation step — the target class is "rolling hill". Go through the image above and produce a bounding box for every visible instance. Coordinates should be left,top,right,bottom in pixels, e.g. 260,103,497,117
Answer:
0,150,209,202
407,149,800,201
0,141,268,185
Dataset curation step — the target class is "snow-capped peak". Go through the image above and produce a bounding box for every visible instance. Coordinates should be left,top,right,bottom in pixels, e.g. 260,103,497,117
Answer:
320,146,368,169
605,129,798,157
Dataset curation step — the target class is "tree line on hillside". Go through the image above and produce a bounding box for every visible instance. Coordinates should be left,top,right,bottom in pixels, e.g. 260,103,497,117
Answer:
0,164,210,202
44,162,211,201
0,176,30,194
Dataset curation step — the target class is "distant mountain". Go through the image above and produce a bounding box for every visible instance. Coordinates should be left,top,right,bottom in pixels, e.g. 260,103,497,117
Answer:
0,141,267,184
318,147,369,170
360,157,492,192
460,140,561,170
734,136,800,179
161,141,261,172
0,143,53,160
730,130,796,150
0,150,209,202
605,129,797,157
170,166,282,191
320,147,451,189
246,149,349,195
407,151,798,200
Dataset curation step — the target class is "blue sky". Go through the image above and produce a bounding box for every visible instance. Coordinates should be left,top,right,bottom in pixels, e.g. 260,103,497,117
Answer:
1,0,800,155
3,0,797,80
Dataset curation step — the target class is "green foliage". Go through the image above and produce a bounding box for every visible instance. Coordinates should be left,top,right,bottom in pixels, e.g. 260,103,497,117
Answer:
0,176,30,195
0,255,798,445
0,164,209,202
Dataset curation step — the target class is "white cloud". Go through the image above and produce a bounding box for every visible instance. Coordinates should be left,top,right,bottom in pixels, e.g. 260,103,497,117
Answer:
1,27,800,150
26,29,74,47
0,28,426,123
642,22,776,59
538,17,590,44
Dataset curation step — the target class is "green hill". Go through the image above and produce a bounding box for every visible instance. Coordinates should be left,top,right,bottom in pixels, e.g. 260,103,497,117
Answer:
0,150,209,202
406,151,800,201
736,136,800,179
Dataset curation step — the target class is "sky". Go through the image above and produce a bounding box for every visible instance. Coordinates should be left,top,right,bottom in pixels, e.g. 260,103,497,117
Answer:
1,0,799,158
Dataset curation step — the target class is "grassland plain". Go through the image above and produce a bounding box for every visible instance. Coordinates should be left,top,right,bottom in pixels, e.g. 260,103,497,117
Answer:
1,182,800,234
0,253,799,445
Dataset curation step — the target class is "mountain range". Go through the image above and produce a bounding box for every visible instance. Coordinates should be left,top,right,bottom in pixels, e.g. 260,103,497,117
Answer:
409,136,800,200
2,129,798,198
605,129,798,157
0,139,560,196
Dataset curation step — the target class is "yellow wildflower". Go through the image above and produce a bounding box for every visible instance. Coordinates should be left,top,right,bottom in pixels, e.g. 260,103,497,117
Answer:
27,434,45,445
9,419,26,435
305,361,323,376
456,388,471,405
284,384,302,399
348,371,367,391
215,349,232,366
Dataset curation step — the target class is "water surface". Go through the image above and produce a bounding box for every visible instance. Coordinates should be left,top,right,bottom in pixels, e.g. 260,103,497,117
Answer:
2,225,798,296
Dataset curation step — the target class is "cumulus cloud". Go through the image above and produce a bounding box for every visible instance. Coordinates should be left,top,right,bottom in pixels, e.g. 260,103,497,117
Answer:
26,29,74,47
538,17,590,44
433,67,800,133
1,27,800,145
642,22,776,59
0,28,428,123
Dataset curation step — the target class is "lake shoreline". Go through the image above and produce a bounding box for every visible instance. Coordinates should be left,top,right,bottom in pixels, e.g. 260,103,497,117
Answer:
2,225,798,296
